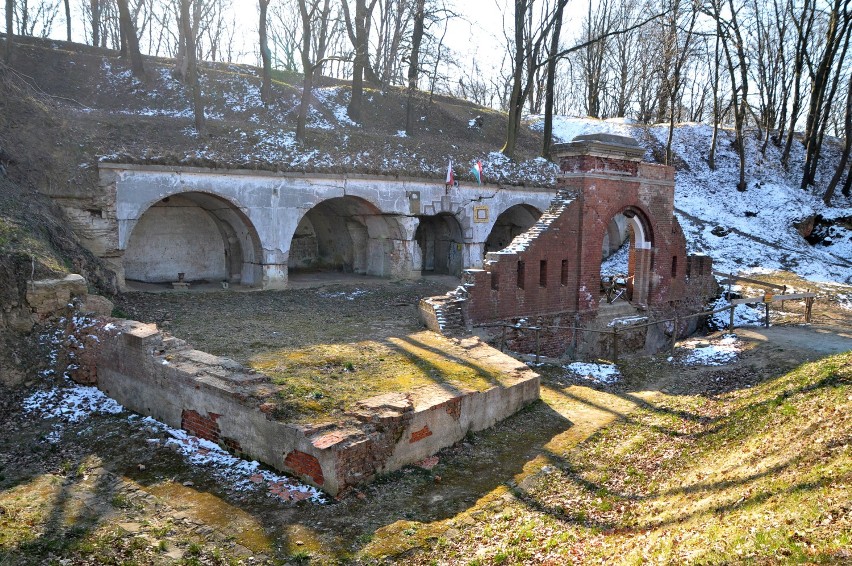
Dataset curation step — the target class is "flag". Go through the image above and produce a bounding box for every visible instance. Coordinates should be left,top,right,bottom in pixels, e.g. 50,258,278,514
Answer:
470,160,483,184
446,159,454,186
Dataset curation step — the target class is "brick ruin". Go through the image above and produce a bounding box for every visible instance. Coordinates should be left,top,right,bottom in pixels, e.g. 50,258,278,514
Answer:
422,134,718,358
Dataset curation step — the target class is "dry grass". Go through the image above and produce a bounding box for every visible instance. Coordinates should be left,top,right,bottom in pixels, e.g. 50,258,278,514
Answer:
252,331,511,423
391,350,852,564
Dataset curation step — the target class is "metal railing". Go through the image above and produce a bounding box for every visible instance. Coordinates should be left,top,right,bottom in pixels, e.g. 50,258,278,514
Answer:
474,295,816,364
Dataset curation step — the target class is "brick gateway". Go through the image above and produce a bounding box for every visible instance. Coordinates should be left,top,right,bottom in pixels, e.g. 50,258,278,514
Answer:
422,134,718,358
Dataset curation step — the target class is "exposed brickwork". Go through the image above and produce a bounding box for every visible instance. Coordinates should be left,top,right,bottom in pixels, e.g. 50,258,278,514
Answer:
222,437,243,456
181,409,221,443
284,450,324,486
443,397,462,420
58,315,123,386
409,425,433,443
427,135,718,359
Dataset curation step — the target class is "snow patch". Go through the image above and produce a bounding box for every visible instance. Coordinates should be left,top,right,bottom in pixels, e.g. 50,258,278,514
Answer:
564,361,621,384
677,333,742,366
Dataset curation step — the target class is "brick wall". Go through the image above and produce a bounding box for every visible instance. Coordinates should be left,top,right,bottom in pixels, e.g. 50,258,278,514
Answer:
181,409,221,443
452,135,715,358
284,450,325,486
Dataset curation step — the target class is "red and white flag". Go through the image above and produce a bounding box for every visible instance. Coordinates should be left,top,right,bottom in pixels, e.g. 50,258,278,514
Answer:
446,159,454,185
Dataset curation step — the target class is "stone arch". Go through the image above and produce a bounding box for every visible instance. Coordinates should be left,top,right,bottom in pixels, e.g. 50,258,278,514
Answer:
415,213,464,276
124,192,263,286
289,196,405,276
484,204,542,254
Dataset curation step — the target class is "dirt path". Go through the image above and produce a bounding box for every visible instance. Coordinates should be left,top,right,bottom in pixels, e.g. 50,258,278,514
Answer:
737,324,852,354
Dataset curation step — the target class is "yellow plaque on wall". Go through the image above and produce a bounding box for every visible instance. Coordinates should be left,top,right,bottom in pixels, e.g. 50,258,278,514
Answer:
473,205,489,223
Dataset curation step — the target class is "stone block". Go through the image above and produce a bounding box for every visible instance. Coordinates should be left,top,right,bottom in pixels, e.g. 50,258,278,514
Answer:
26,274,88,317
81,294,114,317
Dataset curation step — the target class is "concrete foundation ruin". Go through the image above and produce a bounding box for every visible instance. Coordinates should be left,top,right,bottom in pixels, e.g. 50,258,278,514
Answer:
421,134,718,358
59,312,539,497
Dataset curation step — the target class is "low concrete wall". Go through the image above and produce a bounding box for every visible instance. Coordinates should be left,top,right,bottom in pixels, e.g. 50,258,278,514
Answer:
74,319,539,495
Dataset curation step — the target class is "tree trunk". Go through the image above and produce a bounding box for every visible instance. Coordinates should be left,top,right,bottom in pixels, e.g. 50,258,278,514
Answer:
64,0,71,42
542,0,567,158
259,0,272,105
117,0,145,78
823,72,852,204
781,0,813,167
708,33,721,170
501,0,526,159
181,0,205,134
4,0,12,63
90,0,101,47
405,0,425,136
842,161,852,197
801,4,851,189
174,0,188,81
296,0,313,142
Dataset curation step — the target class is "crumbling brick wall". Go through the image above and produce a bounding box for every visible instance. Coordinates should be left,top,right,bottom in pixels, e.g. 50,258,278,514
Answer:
441,134,717,358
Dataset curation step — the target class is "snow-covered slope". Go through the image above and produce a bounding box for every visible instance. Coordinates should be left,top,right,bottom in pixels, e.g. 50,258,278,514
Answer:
533,116,852,284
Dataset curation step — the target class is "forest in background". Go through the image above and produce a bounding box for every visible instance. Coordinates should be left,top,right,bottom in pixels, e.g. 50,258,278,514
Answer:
2,0,851,201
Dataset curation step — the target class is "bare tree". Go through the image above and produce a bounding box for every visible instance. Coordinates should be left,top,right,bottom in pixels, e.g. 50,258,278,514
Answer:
259,0,272,104
269,0,300,71
659,0,699,166
579,0,610,118
707,33,721,170
117,0,145,77
341,0,378,121
295,0,333,141
5,0,13,62
373,0,412,88
404,0,425,135
799,0,852,190
179,0,205,133
781,0,816,167
708,0,750,191
823,72,852,203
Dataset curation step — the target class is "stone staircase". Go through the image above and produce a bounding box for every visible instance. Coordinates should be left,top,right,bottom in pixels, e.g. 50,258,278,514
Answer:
591,299,648,330
419,284,471,335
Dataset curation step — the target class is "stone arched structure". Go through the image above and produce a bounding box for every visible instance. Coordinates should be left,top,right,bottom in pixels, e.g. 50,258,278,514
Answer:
415,213,465,275
93,165,558,289
123,192,263,285
289,195,406,276
484,204,542,255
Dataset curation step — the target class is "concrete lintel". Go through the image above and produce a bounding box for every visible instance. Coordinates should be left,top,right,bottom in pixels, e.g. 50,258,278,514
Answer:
552,134,646,162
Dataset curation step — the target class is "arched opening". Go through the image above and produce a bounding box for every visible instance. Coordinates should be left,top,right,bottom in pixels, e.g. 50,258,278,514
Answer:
602,213,629,260
124,192,263,286
599,208,653,305
484,204,542,254
289,196,402,277
415,213,464,276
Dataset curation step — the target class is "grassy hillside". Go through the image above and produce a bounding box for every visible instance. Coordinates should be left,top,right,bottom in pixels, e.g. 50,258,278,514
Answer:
388,351,851,564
